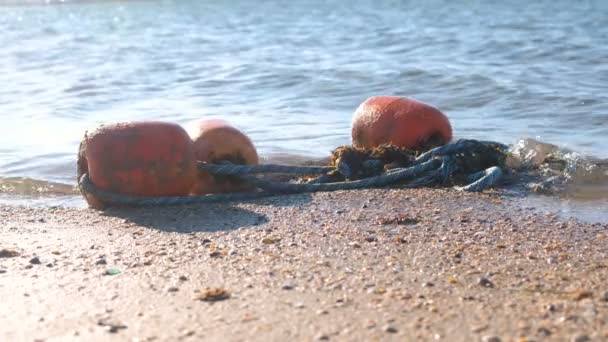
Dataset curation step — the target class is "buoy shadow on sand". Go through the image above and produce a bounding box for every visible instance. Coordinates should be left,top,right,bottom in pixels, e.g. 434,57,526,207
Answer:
99,192,312,233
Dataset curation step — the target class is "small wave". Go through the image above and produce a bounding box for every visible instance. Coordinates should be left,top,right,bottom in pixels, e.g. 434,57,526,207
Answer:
0,176,78,196
508,138,608,200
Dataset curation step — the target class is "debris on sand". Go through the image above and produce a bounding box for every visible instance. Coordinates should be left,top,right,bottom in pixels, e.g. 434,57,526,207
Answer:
0,249,20,258
262,237,280,244
209,251,223,258
105,268,121,276
194,287,230,302
365,235,377,243
97,318,127,333
377,214,421,225
383,325,398,333
571,290,593,301
478,277,495,288
481,336,501,342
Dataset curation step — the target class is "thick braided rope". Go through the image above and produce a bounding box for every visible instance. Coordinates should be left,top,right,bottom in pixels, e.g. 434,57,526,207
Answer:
237,158,442,193
78,173,274,206
415,139,508,165
306,174,336,184
198,162,333,175
456,166,503,192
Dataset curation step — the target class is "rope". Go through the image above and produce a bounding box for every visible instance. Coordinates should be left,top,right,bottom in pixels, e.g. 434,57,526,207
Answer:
198,162,333,175
78,173,274,206
415,139,507,165
439,154,457,181
78,139,507,207
455,166,503,192
237,158,441,193
306,174,337,184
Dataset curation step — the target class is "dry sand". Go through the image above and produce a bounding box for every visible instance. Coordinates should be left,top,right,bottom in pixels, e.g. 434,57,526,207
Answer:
1,188,607,341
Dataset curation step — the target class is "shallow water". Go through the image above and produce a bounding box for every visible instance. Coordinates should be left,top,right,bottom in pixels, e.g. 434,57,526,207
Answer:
0,0,607,217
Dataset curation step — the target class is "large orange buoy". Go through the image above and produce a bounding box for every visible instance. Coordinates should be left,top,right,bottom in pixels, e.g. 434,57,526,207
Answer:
351,96,452,150
187,119,258,194
77,121,198,209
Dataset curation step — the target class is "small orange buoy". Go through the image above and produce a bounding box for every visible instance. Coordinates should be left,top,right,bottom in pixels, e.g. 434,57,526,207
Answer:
351,96,452,150
77,121,198,209
187,119,258,194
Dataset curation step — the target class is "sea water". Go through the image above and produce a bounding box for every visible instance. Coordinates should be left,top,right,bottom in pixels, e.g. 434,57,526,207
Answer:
0,0,606,218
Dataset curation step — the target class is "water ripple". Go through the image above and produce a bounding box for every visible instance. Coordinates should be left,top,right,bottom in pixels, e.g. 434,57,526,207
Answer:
0,0,607,189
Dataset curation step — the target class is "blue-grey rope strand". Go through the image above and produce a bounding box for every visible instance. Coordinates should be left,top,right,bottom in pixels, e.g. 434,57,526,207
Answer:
438,154,457,182
78,173,274,206
237,158,442,193
415,139,508,165
306,174,336,184
198,162,333,176
399,170,440,188
414,140,475,164
456,166,503,192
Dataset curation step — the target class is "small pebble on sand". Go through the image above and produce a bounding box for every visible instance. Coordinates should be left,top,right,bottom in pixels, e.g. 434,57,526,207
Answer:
572,334,591,342
262,237,280,244
98,319,127,334
194,287,230,302
537,327,552,336
478,277,494,288
572,290,593,301
481,336,501,342
29,257,41,265
209,251,223,258
0,249,20,258
105,268,121,276
383,325,398,333
281,283,295,290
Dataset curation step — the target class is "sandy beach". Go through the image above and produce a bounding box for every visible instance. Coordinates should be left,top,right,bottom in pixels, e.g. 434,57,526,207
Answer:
1,188,607,341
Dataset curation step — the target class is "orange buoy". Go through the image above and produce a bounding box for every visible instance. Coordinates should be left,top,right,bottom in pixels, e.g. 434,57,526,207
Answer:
351,96,452,150
77,121,198,209
187,119,258,194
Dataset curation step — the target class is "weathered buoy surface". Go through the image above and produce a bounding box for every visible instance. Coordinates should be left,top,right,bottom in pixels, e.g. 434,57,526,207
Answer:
188,119,258,194
77,121,197,209
351,96,452,150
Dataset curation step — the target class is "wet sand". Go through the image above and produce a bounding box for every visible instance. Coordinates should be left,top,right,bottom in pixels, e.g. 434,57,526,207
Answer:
1,188,607,341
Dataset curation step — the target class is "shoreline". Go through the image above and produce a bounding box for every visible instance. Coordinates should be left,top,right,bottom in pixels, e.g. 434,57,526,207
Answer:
1,188,607,341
